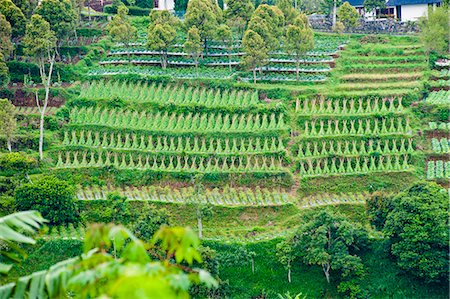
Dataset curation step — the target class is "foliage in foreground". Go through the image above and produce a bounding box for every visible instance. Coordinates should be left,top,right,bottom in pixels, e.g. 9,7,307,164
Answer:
0,216,217,298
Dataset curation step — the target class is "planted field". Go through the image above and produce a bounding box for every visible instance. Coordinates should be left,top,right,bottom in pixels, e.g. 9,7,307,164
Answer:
56,81,290,178
426,160,450,180
332,36,426,96
291,96,414,178
424,90,450,105
431,138,450,153
76,185,292,206
299,192,366,208
80,80,260,109
94,34,346,83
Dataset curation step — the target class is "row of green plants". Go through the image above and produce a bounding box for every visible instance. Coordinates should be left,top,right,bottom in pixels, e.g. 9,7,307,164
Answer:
300,117,412,137
87,66,236,80
76,185,291,206
61,131,285,155
14,106,58,116
299,192,367,208
238,72,327,83
296,97,405,116
54,150,287,173
294,138,414,158
424,90,450,105
428,122,450,131
80,80,260,108
426,160,450,180
431,138,449,153
296,154,411,177
69,107,287,133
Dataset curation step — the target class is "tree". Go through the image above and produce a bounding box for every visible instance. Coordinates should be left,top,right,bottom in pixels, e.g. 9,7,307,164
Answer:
225,0,254,38
0,211,46,274
0,54,9,87
0,13,13,59
242,29,269,84
147,10,177,69
276,239,295,283
35,0,77,42
276,0,298,25
187,175,213,239
12,0,37,18
0,99,16,152
383,182,449,283
184,26,203,76
22,14,57,160
107,4,137,62
248,4,285,52
363,0,385,19
419,7,449,60
321,0,342,27
285,14,314,81
184,0,222,53
337,1,359,32
215,24,234,71
0,222,218,297
15,176,78,225
294,209,368,298
0,0,26,38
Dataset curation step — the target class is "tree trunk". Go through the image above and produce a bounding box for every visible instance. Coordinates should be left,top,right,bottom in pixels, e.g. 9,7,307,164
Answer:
323,263,330,283
197,216,203,239
228,53,232,72
38,55,55,161
253,68,256,84
251,257,255,274
7,139,12,152
288,267,291,283
332,0,337,27
296,59,300,81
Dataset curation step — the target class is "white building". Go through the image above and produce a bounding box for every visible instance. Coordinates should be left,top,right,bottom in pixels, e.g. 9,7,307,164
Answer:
153,0,175,10
348,0,442,22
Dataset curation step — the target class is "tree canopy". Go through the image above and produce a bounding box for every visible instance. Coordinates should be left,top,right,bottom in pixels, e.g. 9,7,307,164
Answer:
0,13,13,58
383,182,449,283
294,209,368,298
0,0,26,38
35,0,77,41
337,1,359,31
184,0,222,51
419,6,450,56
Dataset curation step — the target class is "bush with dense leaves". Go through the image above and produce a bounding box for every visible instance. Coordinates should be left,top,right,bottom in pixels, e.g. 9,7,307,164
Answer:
15,176,78,225
133,205,170,241
383,182,449,283
0,152,37,172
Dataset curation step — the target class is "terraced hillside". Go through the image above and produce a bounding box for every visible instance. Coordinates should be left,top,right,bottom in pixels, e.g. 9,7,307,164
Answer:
331,36,427,96
53,80,292,187
90,33,346,82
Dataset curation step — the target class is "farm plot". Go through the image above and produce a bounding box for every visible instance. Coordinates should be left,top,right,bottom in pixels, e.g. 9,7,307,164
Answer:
424,90,450,105
94,34,346,83
426,160,450,180
55,81,290,177
76,185,292,206
334,37,426,95
291,97,414,178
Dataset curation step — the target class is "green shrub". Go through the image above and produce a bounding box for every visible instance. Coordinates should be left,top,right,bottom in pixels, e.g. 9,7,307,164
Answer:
15,176,78,225
0,152,37,172
133,205,170,241
0,195,15,215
